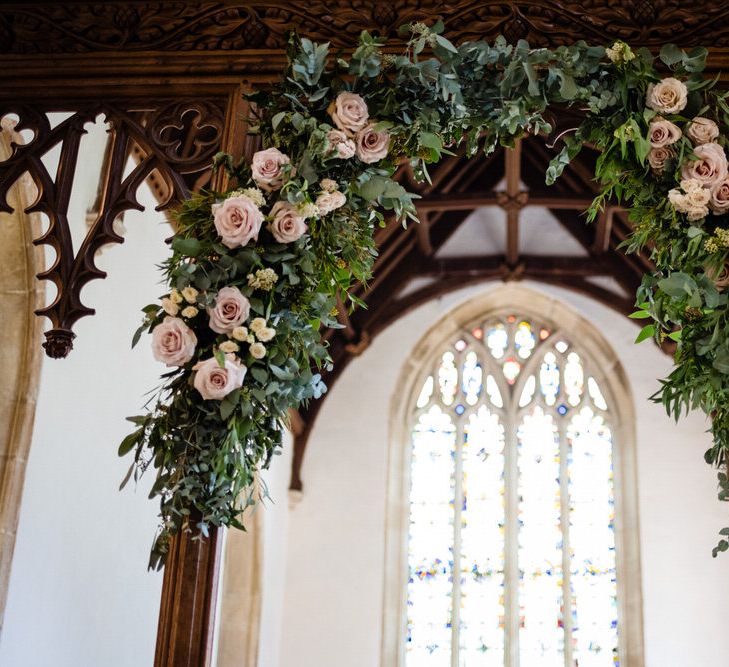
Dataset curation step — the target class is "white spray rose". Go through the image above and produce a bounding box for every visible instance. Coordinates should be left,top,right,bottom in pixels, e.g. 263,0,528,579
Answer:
161,297,179,316
250,342,267,359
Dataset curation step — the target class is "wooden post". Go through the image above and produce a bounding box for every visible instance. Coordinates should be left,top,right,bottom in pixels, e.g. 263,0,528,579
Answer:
154,523,222,667
154,86,248,667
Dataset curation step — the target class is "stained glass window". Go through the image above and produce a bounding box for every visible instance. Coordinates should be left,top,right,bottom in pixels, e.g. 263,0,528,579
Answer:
406,314,623,667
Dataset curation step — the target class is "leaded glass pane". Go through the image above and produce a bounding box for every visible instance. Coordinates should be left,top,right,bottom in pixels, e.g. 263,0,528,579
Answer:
567,408,618,667
485,375,503,408
515,320,536,359
439,351,458,406
519,375,536,408
407,405,456,663
462,351,483,406
517,407,564,667
459,406,506,666
417,375,434,409
540,352,560,406
565,353,584,407
503,356,521,385
588,377,608,411
487,324,508,359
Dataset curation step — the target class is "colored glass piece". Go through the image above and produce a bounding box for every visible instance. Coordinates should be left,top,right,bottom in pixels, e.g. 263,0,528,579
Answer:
540,352,560,406
438,351,458,406
515,320,536,359
486,324,508,359
462,351,483,406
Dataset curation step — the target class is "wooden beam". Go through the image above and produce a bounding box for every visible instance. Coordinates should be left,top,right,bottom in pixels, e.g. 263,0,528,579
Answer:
415,207,433,255
416,191,595,212
154,518,222,667
592,207,614,254
422,255,611,278
505,140,522,265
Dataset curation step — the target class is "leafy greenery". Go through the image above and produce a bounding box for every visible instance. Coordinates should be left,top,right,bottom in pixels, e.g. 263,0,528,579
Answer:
121,24,728,567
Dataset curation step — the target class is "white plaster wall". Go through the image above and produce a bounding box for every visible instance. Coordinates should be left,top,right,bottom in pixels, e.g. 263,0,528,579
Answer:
279,281,729,667
0,119,169,666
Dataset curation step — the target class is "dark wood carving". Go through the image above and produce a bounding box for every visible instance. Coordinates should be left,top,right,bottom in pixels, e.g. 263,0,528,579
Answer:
3,1,729,55
0,100,225,357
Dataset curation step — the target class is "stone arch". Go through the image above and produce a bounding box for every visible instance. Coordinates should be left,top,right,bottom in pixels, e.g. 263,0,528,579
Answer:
0,118,44,633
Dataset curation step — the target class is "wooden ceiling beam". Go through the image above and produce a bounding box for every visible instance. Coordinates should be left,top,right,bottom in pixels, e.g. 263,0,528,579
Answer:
417,192,595,212
422,254,613,279
504,140,522,265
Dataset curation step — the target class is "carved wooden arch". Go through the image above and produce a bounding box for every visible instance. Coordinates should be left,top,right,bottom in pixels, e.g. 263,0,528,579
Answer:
0,99,229,357
1,2,728,665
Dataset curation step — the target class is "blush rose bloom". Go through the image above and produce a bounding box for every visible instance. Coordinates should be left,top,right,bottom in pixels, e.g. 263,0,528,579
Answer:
681,142,729,188
648,146,673,173
646,77,688,114
355,123,390,164
707,263,729,291
328,92,369,133
193,354,247,401
710,178,729,214
251,147,290,191
213,195,263,249
315,190,346,214
326,129,356,159
686,117,720,145
208,286,251,334
151,317,197,367
648,118,681,148
269,201,308,243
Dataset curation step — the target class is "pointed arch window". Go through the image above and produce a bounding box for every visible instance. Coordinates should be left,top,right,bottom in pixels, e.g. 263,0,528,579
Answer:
390,299,642,667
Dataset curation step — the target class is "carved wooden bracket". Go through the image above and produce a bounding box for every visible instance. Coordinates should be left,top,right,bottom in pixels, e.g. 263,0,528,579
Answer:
0,100,226,357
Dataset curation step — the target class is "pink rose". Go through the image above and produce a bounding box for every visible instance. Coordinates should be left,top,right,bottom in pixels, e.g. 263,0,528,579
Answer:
151,317,197,367
648,146,674,173
208,286,250,334
710,178,729,214
251,147,290,191
326,129,356,159
686,117,720,145
707,263,729,291
328,92,369,134
213,195,263,249
646,78,688,114
355,123,390,164
269,201,307,243
681,142,729,188
648,118,681,148
193,355,247,401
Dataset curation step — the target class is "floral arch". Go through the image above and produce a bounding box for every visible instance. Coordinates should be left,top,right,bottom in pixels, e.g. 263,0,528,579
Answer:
118,24,729,566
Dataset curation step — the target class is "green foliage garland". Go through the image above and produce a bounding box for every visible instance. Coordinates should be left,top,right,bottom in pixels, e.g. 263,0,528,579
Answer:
120,23,729,568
